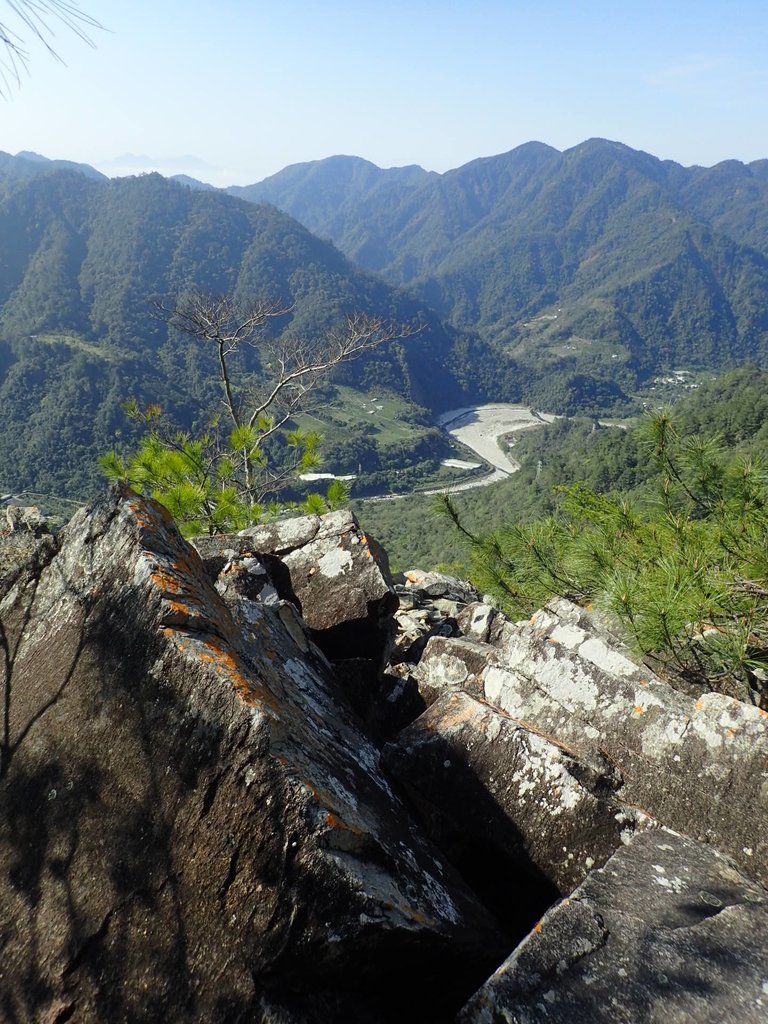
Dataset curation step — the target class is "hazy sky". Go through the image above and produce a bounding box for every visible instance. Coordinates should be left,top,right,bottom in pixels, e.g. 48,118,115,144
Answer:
2,0,767,186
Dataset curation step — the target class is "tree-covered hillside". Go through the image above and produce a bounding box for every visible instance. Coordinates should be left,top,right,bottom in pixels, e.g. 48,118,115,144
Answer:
230,140,768,388
0,170,492,498
358,367,768,573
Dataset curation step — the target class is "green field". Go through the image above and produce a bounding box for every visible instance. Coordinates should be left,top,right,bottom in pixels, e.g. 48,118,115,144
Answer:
291,386,428,445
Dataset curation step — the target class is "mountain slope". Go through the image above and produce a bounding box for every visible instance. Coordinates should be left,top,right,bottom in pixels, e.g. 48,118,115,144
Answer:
229,140,768,382
0,172,489,497
0,150,106,190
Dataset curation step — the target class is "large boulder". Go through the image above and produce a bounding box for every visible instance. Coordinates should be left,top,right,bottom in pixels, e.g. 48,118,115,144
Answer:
384,690,651,940
459,829,768,1024
0,488,504,1023
410,635,491,705
194,509,398,669
481,599,768,885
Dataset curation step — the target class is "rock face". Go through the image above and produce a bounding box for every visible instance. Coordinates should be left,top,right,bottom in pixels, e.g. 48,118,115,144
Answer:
384,690,650,913
459,829,768,1024
194,509,398,669
482,600,768,884
2,497,767,1023
0,489,502,1023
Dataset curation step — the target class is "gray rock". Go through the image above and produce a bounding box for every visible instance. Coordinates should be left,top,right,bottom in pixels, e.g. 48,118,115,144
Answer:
0,503,51,581
400,568,480,605
456,601,499,644
459,829,768,1024
481,600,768,885
195,509,398,669
412,635,493,705
384,692,649,920
0,488,504,1022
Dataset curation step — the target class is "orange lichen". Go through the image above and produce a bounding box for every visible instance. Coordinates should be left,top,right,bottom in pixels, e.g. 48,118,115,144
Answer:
150,568,184,594
633,705,646,716
437,697,479,732
163,599,191,620
695,698,706,712
195,637,281,715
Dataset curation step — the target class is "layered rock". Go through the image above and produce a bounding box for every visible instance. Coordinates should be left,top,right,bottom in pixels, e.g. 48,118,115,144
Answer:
459,829,768,1024
3,499,768,1023
384,690,650,910
0,489,503,1023
482,599,768,884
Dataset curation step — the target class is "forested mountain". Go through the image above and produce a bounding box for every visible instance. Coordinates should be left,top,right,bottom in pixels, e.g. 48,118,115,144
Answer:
0,170,489,497
4,140,768,502
228,140,768,387
229,155,436,236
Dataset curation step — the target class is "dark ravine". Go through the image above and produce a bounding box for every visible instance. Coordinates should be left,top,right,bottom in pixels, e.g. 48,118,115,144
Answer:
1,490,767,1022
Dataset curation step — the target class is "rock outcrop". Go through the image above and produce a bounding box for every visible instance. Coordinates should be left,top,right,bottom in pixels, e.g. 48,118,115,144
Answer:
0,503,51,580
2,490,767,1023
0,489,502,1023
194,509,398,669
459,829,768,1024
384,690,650,910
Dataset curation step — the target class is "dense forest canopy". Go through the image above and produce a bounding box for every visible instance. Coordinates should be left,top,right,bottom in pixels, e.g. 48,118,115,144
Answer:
0,167,487,498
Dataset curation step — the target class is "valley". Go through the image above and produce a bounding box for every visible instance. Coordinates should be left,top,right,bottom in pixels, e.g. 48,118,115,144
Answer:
5,8,768,1020
1,140,767,526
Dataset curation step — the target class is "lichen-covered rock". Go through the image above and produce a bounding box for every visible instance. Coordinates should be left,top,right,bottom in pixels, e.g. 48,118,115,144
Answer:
411,635,493,705
481,600,768,885
456,601,501,644
384,692,650,924
459,829,768,1024
195,509,398,668
390,570,478,666
0,488,504,1023
0,503,51,580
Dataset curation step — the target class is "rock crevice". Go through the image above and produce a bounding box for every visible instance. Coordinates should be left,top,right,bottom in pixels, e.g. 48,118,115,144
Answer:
2,490,767,1023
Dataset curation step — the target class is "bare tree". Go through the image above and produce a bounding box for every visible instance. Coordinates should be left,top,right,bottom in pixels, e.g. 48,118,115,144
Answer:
1,1,102,97
105,292,422,532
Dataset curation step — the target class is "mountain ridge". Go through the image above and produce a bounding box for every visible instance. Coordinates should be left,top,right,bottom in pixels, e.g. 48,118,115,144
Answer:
0,171,489,497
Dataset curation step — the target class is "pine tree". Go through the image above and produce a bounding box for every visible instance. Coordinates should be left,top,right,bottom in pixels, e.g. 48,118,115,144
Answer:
440,411,768,706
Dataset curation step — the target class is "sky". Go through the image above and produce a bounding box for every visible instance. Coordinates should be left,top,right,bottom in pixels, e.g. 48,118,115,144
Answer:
2,0,767,187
